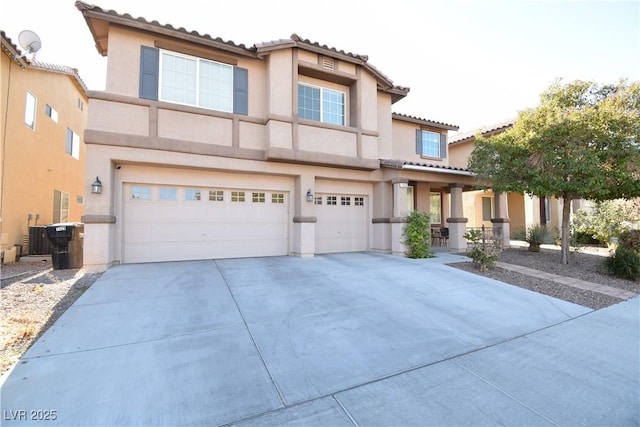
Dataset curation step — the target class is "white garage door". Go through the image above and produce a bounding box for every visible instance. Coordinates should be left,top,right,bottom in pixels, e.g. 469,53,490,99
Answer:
123,184,289,263
315,194,368,253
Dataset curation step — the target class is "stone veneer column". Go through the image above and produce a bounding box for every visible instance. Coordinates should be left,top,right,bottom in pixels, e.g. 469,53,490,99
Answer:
491,192,511,248
446,183,468,251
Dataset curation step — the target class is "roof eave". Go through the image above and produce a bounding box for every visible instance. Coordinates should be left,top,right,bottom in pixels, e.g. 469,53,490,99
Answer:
75,1,256,59
1,33,29,68
391,113,459,131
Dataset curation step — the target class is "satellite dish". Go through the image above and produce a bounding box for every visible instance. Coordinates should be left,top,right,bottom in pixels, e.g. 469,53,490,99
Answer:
18,30,42,55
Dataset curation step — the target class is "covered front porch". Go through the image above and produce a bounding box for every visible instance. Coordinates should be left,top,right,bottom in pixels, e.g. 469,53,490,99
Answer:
377,160,511,255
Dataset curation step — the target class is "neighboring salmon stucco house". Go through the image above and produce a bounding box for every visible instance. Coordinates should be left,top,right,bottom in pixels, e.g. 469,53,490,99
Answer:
77,2,504,271
1,31,88,263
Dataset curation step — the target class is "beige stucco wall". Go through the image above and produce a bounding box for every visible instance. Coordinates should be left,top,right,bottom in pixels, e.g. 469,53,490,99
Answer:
392,120,450,166
0,61,87,256
448,140,473,169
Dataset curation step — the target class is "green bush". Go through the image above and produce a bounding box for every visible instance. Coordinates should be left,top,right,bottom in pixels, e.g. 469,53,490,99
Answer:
403,211,434,259
463,229,498,271
573,200,638,246
619,230,640,253
605,246,640,281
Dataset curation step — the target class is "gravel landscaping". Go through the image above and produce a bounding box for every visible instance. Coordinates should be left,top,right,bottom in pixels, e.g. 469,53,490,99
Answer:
451,245,639,310
1,260,102,378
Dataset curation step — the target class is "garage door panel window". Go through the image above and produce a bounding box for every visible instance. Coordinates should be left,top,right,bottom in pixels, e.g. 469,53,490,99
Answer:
252,192,266,203
326,196,337,205
272,193,284,204
159,187,177,201
341,197,351,206
231,191,245,202
314,196,322,205
132,186,151,200
185,189,201,201
209,190,224,201
354,197,364,206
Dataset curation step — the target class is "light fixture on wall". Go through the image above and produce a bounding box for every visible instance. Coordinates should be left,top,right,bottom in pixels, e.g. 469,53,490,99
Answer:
91,176,103,194
306,189,313,202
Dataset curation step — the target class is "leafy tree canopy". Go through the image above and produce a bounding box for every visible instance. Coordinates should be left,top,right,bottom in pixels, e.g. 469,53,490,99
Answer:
469,79,640,201
468,79,640,264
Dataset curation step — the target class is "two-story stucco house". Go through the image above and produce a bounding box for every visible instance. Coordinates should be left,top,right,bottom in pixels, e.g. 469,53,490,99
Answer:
1,31,88,263
77,2,508,271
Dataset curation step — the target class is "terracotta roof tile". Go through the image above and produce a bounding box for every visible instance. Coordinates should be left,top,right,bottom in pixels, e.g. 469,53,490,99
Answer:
449,119,515,144
380,158,471,173
392,113,459,131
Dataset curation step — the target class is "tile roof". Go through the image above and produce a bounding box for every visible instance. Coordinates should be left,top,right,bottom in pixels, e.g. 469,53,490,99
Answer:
449,119,515,144
75,1,255,57
76,2,410,102
1,31,87,92
391,113,459,131
380,159,472,174
31,61,88,93
1,31,28,68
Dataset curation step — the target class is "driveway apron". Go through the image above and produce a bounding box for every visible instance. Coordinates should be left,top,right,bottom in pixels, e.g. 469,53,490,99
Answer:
2,252,632,426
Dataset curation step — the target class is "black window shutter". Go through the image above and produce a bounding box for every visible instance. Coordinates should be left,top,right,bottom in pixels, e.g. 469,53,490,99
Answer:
440,133,447,158
415,129,422,155
233,67,248,115
139,46,159,100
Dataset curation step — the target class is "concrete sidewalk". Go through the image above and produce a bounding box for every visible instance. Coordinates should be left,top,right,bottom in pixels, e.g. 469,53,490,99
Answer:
1,253,637,426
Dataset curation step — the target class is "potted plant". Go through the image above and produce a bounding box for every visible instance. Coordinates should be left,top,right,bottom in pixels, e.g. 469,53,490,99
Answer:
514,225,556,252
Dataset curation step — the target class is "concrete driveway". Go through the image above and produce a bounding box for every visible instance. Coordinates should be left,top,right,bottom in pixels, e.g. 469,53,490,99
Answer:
2,252,638,426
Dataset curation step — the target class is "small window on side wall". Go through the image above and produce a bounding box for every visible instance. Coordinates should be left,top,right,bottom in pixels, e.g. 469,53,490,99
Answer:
25,92,36,129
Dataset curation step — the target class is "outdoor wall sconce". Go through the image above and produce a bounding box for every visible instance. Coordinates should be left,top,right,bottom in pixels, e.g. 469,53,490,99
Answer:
91,176,103,194
306,189,313,202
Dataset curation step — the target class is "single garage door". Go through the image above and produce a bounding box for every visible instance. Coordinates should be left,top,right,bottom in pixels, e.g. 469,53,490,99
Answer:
315,193,367,253
123,184,289,263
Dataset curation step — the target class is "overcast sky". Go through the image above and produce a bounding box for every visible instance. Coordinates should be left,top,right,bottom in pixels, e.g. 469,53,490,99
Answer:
3,0,638,132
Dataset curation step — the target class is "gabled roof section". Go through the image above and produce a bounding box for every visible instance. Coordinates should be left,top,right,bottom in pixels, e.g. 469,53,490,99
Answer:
449,119,514,145
1,31,29,69
75,2,409,102
31,61,88,94
392,113,459,131
75,1,256,58
256,34,410,103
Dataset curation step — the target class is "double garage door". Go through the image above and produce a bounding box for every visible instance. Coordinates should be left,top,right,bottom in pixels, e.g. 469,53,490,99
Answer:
122,182,370,263
123,183,289,263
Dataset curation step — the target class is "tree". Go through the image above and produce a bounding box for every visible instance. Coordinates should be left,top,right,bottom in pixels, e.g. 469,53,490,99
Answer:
469,80,640,264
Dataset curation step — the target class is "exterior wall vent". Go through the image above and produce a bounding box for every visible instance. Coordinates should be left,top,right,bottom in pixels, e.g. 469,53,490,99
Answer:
322,56,335,70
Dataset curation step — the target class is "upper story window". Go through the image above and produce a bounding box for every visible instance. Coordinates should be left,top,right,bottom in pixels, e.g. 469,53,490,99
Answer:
415,129,447,159
66,128,80,160
298,83,345,126
45,104,58,122
139,46,248,115
160,51,233,112
25,92,36,129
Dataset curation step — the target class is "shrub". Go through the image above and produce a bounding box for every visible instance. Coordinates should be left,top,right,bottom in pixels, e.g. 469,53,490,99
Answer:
619,230,640,253
513,225,556,252
605,246,640,281
403,211,434,259
464,229,498,271
573,199,638,246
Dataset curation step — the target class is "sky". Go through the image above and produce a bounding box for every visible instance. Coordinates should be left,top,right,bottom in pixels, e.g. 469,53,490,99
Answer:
2,0,639,132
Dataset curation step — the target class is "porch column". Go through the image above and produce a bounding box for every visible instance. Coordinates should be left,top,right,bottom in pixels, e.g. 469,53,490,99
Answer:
446,183,468,251
491,192,511,248
391,178,409,256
